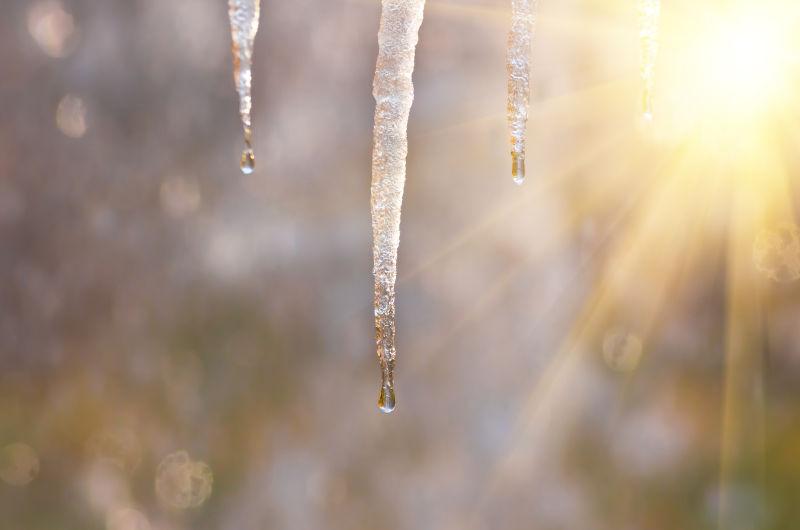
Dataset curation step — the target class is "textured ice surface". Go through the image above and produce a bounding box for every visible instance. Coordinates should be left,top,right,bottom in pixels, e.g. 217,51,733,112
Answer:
370,0,426,413
639,0,660,120
506,0,537,184
228,0,260,172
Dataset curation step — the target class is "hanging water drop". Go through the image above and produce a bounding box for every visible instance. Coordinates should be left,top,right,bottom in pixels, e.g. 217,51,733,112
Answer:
639,0,660,120
378,378,396,414
228,0,261,174
240,148,255,174
370,0,426,414
506,0,538,185
240,133,255,175
511,151,525,186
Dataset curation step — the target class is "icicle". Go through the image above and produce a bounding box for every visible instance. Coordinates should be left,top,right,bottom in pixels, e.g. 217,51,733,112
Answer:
506,0,538,185
370,0,426,414
228,0,261,174
639,0,660,121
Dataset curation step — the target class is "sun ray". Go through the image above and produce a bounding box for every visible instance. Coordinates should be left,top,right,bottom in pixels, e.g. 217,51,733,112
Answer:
409,141,662,382
717,126,797,527
416,77,635,140
401,125,641,377
442,133,724,529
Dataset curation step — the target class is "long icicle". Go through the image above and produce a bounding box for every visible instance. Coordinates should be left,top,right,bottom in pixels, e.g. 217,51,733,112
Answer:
370,0,426,414
228,0,261,174
506,0,538,185
639,0,660,121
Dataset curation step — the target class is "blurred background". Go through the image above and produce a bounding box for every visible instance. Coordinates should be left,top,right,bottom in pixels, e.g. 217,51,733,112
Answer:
2,0,800,529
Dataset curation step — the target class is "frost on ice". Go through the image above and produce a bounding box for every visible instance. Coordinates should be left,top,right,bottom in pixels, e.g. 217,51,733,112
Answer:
228,0,260,174
370,0,426,414
506,0,538,185
639,0,660,121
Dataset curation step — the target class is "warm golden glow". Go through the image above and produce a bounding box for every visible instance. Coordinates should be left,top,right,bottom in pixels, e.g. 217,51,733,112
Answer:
658,4,797,139
699,17,787,106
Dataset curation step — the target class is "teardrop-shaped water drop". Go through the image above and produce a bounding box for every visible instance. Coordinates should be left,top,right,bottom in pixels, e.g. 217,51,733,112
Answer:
642,90,654,123
378,380,396,414
511,151,525,185
240,147,255,175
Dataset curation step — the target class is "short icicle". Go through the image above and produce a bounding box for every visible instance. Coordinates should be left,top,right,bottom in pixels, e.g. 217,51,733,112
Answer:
639,0,660,121
370,0,426,414
506,0,538,185
228,0,261,174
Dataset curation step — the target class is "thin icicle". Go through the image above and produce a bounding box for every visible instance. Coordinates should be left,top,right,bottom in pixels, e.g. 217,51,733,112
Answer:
228,0,261,174
370,0,426,414
506,0,538,185
639,0,660,121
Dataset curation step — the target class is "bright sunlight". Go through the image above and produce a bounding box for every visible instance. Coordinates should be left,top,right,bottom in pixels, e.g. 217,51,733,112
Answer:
659,3,795,137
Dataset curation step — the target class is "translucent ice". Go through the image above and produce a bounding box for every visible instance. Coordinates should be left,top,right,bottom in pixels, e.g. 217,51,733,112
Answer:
370,0,426,413
228,0,260,173
506,0,538,184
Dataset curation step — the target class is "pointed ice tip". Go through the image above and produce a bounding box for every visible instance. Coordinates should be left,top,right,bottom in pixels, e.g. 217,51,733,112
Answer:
511,151,525,185
240,148,255,175
378,382,396,414
643,110,654,123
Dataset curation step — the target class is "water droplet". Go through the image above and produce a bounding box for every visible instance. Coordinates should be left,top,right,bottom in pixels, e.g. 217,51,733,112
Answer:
511,151,525,185
643,92,654,122
240,148,255,175
378,381,396,414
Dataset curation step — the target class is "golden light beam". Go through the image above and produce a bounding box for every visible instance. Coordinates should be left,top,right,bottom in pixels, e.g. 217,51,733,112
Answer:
718,186,766,530
415,141,664,382
409,131,656,380
436,132,709,530
717,130,797,528
351,0,641,44
415,77,636,140
402,123,640,378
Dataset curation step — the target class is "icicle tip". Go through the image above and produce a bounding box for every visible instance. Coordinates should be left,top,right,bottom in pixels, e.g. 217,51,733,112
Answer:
240,147,255,175
642,93,654,123
378,380,396,414
511,151,526,185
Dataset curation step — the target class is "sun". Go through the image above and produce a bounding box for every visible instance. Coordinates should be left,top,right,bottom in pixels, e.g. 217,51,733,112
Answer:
696,13,789,110
657,3,797,138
